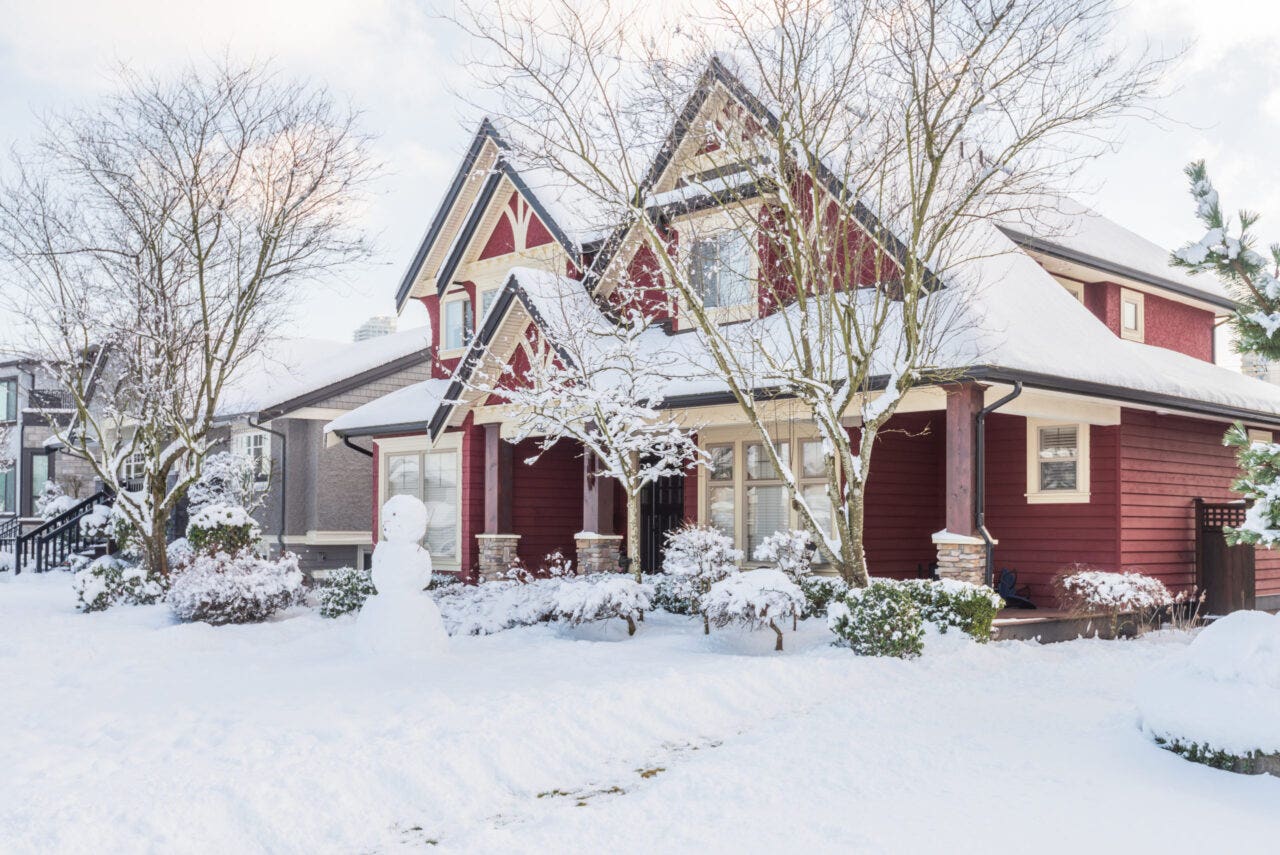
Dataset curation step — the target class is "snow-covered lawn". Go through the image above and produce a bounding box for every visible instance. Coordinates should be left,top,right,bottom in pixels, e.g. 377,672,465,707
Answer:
1,573,1277,854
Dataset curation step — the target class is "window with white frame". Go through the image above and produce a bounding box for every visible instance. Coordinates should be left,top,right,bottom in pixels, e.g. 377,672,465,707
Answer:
701,435,832,560
689,231,754,309
122,452,146,484
442,296,473,352
479,288,499,323
385,449,459,560
232,430,271,481
1120,288,1144,342
1026,420,1090,503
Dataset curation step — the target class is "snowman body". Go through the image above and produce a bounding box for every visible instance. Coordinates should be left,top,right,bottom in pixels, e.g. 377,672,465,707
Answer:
357,495,448,657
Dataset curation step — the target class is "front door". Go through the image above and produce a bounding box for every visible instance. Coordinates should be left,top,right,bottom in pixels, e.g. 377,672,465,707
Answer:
640,473,685,573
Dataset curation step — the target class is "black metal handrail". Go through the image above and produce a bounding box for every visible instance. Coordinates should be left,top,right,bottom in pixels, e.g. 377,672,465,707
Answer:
14,489,114,574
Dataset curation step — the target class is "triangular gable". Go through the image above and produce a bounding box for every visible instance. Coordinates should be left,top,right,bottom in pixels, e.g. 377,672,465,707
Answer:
396,120,588,310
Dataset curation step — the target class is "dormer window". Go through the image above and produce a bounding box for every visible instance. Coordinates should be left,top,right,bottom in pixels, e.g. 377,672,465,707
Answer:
689,231,754,309
442,295,473,354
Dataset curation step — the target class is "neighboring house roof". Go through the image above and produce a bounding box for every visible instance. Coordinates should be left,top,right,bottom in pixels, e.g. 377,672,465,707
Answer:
218,326,432,421
997,198,1235,311
324,378,452,438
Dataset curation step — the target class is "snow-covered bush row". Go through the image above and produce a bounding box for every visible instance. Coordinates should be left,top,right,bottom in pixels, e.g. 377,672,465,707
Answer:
1137,610,1280,773
319,566,377,618
186,503,261,554
828,580,924,658
902,578,1004,642
167,549,304,625
434,573,652,637
73,556,165,612
701,568,806,650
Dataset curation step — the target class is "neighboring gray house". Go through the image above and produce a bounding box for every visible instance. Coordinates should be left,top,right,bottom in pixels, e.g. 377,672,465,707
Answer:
0,358,100,518
214,327,433,575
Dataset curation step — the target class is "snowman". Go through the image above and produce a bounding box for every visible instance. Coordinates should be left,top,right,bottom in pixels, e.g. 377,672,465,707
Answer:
357,494,449,657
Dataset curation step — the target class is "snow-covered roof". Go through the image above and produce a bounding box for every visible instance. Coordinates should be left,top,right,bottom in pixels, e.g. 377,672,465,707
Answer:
998,198,1234,310
217,326,432,419
324,378,451,437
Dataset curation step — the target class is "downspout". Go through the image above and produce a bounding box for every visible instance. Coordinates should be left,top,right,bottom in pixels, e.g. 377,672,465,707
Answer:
247,416,287,554
342,436,373,457
975,381,1022,586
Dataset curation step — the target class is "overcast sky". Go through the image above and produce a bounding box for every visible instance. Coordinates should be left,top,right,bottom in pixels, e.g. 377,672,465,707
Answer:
1,0,1277,344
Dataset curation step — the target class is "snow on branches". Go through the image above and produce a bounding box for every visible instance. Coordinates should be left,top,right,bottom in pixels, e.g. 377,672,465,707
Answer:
1172,161,1280,359
1223,424,1280,547
701,568,806,651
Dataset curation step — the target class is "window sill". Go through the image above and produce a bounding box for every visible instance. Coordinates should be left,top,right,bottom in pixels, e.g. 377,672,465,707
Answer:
1026,491,1091,505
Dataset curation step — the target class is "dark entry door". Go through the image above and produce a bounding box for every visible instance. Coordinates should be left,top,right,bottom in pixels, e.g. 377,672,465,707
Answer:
1195,500,1256,615
640,473,685,572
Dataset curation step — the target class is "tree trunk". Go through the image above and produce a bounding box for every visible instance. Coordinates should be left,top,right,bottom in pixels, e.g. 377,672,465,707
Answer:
838,488,871,588
770,619,783,651
625,615,636,636
703,613,710,635
625,491,642,582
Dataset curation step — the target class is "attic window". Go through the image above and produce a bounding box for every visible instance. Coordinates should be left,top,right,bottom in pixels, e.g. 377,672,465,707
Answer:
1026,420,1090,504
1120,288,1144,342
442,296,473,353
689,231,753,309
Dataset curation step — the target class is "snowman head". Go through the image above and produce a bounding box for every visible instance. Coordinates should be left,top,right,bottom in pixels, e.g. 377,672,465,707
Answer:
381,494,429,543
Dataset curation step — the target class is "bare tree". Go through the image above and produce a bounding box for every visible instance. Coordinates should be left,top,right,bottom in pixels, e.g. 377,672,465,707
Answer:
460,272,702,579
0,61,376,577
452,0,1163,586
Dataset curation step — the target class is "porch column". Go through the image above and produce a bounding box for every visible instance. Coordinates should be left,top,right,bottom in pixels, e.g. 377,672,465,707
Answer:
933,382,988,585
475,422,518,581
577,452,622,574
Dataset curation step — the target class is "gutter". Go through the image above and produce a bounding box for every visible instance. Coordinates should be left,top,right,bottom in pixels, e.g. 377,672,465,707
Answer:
975,381,1022,587
247,416,287,554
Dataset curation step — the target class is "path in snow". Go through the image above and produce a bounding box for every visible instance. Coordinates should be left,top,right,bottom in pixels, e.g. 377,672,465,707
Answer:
0,572,1276,854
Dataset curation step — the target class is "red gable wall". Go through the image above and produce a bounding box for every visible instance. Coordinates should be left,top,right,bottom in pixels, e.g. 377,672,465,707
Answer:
1082,281,1214,362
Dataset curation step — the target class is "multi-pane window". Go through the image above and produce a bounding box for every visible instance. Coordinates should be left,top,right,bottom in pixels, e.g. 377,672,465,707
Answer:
121,452,146,486
798,439,831,538
1037,426,1079,491
443,297,473,351
385,450,459,559
689,231,754,309
745,441,790,556
706,444,735,539
0,379,16,422
233,431,270,480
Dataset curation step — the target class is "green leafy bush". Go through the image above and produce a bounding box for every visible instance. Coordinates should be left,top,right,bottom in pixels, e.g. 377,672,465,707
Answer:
647,573,698,615
319,566,377,618
827,580,923,658
902,579,1004,642
187,503,261,554
798,574,849,619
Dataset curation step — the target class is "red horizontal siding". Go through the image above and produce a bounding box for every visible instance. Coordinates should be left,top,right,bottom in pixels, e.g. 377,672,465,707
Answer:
510,438,584,570
861,412,945,580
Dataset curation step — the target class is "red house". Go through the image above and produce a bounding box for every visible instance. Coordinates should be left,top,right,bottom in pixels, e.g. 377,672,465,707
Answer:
328,63,1280,611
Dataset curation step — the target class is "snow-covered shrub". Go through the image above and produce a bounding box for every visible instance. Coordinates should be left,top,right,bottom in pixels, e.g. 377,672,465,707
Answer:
828,581,924,658
36,481,75,519
1053,566,1172,636
701,568,806,651
663,524,743,632
1138,610,1280,773
752,529,816,579
188,451,267,514
647,572,699,615
902,578,1004,642
167,537,194,567
434,579,560,635
186,503,261,554
554,573,653,636
79,504,113,542
319,565,377,618
167,549,304,625
73,555,165,612
798,574,848,619
505,550,575,583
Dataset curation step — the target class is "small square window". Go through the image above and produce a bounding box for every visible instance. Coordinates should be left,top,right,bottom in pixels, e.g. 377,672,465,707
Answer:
1026,420,1090,503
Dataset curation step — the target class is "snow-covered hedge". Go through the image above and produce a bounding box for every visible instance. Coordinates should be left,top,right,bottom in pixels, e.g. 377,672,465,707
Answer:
434,573,653,637
828,580,924,658
167,549,304,625
319,566,377,618
73,556,165,613
902,578,1004,642
1053,567,1172,636
1138,610,1280,773
701,568,806,650
187,503,261,555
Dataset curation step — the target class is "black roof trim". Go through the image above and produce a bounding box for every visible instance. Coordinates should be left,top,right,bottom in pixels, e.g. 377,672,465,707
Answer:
394,121,498,312
998,226,1238,313
256,347,431,421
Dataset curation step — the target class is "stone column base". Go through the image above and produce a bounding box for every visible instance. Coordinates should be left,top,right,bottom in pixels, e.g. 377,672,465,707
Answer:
575,532,624,575
931,530,991,586
476,533,521,582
